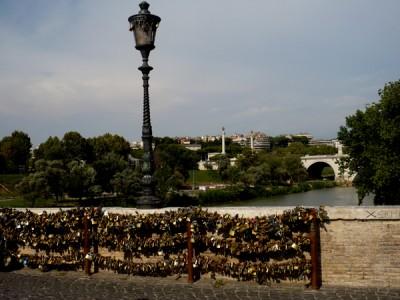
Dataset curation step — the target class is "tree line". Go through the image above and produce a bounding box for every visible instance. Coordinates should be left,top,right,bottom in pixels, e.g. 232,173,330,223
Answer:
0,132,199,205
1,129,339,205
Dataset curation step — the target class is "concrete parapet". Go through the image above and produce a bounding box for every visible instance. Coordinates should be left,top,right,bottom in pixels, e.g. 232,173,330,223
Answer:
23,206,400,219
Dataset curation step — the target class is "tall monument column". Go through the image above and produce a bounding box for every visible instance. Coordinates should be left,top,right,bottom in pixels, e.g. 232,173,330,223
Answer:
221,127,226,155
250,130,254,151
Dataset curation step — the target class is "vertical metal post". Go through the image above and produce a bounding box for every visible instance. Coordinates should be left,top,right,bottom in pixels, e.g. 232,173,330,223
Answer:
83,214,91,275
93,220,99,273
187,221,194,283
310,211,322,289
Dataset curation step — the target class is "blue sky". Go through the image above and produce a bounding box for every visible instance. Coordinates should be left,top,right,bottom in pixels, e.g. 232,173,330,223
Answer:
1,0,399,145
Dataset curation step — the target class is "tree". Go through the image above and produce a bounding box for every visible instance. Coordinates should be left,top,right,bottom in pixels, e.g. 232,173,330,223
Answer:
34,159,66,202
239,163,272,187
307,145,337,155
271,136,289,149
89,134,131,161
210,154,231,179
338,80,400,204
62,131,92,162
34,136,65,161
154,144,199,181
154,166,185,199
235,150,307,187
283,155,308,184
66,160,96,200
154,136,178,145
111,168,142,198
93,152,128,192
236,148,257,170
0,131,32,173
16,172,48,207
284,142,307,155
291,136,310,145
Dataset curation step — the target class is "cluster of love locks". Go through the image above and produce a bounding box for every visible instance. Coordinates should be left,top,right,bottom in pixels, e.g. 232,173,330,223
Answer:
0,206,327,284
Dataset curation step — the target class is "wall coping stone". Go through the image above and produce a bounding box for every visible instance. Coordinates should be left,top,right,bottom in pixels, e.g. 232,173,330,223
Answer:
15,206,400,221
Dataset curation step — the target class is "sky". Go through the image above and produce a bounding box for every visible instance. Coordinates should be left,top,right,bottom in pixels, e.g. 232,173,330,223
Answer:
1,0,399,146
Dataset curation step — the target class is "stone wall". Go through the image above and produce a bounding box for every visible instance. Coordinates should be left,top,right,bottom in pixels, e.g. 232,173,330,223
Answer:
26,206,400,287
319,207,400,287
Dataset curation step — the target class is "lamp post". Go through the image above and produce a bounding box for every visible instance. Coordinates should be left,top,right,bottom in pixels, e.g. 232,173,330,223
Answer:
129,1,161,208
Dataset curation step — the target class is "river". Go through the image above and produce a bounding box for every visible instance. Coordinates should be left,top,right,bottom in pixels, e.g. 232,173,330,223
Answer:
210,187,375,207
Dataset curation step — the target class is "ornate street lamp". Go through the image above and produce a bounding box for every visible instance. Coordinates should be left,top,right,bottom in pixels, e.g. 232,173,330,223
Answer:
128,1,161,208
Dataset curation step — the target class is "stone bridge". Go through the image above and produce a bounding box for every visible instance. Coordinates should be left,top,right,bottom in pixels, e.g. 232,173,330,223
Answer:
300,154,354,182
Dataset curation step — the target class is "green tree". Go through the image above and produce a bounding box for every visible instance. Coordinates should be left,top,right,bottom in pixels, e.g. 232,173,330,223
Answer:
0,131,32,173
271,135,289,149
93,152,128,192
154,136,178,145
111,168,142,197
34,136,65,161
284,142,307,155
210,154,231,180
66,160,96,200
291,136,310,145
338,80,400,204
62,131,92,162
16,172,48,206
154,144,199,181
34,159,66,202
235,151,307,187
154,166,185,199
239,163,272,187
283,155,308,184
89,133,131,161
236,148,257,170
307,145,337,155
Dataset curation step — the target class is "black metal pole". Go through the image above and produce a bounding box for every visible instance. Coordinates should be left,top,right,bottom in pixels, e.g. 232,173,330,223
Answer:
92,220,99,274
83,214,91,275
310,211,322,289
136,50,161,208
187,221,194,283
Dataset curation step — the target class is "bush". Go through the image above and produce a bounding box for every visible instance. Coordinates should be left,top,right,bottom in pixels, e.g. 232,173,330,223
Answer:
198,188,241,204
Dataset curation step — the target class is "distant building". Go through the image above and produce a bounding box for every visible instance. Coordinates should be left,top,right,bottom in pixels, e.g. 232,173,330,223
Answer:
247,131,271,151
178,137,191,145
201,135,220,142
184,144,201,151
292,133,313,141
309,139,336,147
231,133,247,146
131,140,143,149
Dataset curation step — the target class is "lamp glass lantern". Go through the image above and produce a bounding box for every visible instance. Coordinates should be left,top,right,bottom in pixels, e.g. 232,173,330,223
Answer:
129,1,161,52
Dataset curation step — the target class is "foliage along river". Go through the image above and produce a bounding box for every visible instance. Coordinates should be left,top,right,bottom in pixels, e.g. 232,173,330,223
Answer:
210,187,375,207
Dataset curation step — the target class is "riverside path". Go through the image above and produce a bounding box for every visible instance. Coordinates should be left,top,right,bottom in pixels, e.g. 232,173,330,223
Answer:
0,269,399,300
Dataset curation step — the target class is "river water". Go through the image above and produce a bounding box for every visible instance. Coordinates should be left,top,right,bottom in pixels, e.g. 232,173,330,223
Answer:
211,187,375,207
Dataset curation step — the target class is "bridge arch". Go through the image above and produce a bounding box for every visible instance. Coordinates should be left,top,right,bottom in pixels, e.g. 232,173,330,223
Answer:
300,154,353,182
306,161,337,180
